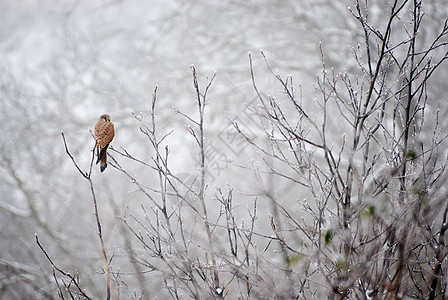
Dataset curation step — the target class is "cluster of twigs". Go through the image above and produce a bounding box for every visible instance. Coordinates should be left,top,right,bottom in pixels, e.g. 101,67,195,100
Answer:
36,132,113,299
38,0,448,299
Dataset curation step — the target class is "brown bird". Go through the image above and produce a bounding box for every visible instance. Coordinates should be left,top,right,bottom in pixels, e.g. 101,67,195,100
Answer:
94,114,115,172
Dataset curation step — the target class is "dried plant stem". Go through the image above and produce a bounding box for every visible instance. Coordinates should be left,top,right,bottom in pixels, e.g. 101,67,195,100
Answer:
60,131,113,299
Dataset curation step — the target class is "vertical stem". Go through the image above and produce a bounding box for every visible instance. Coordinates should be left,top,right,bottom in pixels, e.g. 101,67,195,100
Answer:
89,179,112,300
343,0,399,231
61,132,112,299
190,66,221,294
390,1,419,297
151,86,175,240
400,0,418,196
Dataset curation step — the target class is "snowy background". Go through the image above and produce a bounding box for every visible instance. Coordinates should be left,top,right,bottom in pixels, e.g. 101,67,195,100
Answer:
1,0,447,298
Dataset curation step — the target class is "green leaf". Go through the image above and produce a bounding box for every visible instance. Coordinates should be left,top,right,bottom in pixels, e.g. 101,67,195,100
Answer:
361,204,376,218
325,229,333,244
406,149,418,160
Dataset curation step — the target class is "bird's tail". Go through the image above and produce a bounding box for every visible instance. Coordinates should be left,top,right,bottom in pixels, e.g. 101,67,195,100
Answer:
100,153,107,172
96,144,109,172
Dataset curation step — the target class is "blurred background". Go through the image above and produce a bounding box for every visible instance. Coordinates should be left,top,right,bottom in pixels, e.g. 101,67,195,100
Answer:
1,0,447,298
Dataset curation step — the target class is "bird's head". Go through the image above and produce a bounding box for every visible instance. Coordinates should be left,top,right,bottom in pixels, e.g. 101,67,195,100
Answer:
100,114,111,121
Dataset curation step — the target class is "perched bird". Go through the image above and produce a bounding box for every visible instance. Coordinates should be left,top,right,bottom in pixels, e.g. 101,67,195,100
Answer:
94,114,115,172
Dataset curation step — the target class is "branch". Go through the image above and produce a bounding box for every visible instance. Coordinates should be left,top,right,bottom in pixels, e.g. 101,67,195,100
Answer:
60,131,113,299
36,233,92,300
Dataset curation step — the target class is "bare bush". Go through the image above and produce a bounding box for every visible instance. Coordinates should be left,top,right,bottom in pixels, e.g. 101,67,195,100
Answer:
36,0,448,299
235,0,448,298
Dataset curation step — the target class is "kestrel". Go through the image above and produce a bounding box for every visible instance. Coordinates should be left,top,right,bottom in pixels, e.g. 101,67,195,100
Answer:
94,114,115,172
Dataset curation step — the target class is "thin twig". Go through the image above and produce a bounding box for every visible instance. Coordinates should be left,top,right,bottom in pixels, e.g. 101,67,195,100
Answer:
60,131,113,299
36,234,92,300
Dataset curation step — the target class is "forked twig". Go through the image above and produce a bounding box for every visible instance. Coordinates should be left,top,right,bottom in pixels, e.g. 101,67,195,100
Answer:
57,131,113,299
36,233,92,300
